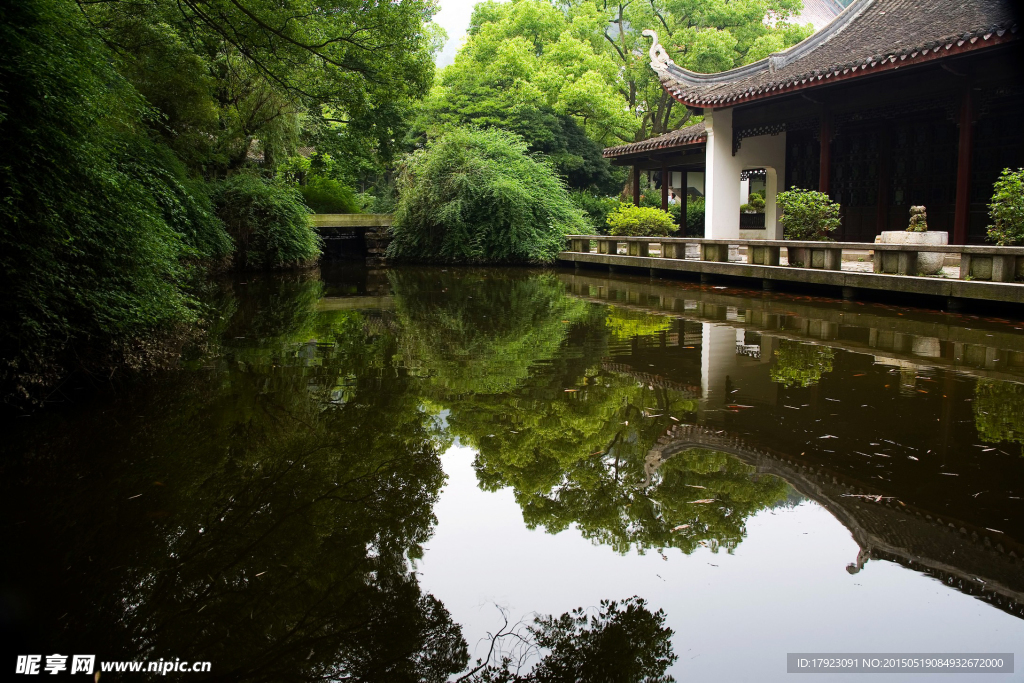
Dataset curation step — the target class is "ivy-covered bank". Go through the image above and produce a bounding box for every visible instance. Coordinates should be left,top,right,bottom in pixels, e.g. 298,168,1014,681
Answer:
0,0,435,405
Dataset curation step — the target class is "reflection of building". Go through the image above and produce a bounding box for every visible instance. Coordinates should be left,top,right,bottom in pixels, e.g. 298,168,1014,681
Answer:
645,424,1024,619
603,0,1023,243
561,272,1024,384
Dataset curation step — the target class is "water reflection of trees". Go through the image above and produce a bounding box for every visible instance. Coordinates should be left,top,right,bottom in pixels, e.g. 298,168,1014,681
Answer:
3,270,685,682
974,379,1024,447
769,340,835,388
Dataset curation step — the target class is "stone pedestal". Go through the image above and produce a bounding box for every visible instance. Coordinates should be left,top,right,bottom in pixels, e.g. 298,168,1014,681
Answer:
878,231,948,275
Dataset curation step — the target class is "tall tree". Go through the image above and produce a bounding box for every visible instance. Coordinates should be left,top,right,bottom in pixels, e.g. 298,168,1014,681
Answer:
78,0,443,175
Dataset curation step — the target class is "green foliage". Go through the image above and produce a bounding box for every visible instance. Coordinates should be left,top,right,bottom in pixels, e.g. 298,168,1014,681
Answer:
389,127,587,264
770,341,835,388
423,0,634,146
986,168,1024,246
79,0,440,176
211,175,321,270
607,205,677,237
593,0,811,141
129,140,233,265
389,269,591,394
570,190,621,234
277,153,360,214
0,0,208,401
300,178,360,214
686,196,706,237
606,309,673,341
748,192,766,212
974,379,1024,446
3,273,470,678
778,188,840,241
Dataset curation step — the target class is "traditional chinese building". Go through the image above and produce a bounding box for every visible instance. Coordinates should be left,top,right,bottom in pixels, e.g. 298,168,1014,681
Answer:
603,0,1023,244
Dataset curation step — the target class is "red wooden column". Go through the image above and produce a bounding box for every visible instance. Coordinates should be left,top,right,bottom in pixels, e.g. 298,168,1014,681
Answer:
818,108,832,195
953,86,974,245
661,162,669,210
632,165,641,205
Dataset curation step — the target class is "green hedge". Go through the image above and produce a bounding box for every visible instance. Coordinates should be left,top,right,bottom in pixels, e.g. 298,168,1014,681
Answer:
607,204,678,237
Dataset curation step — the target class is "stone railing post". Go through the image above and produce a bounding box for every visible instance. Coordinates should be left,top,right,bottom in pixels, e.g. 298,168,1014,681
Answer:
896,249,918,276
701,243,729,262
663,241,686,259
628,240,650,257
750,245,780,266
823,248,842,270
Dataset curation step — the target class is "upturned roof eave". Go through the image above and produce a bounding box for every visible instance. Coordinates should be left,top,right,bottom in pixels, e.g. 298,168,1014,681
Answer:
660,29,1019,110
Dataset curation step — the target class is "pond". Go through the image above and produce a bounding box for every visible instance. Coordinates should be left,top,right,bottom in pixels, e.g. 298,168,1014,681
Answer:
2,265,1022,681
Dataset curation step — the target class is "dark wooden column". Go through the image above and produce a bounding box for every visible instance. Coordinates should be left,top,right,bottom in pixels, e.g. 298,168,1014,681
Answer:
953,86,974,245
680,173,688,233
875,127,891,233
632,165,641,205
818,108,832,195
663,163,671,210
661,162,669,210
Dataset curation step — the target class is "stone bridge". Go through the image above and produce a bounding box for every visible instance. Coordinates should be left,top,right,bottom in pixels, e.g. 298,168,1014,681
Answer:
645,423,1024,619
312,214,392,266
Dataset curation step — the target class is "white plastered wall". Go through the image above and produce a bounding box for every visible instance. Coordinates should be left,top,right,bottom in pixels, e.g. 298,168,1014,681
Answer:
704,107,787,240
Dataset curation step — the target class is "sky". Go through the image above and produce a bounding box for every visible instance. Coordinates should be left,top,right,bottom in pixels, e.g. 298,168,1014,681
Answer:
433,0,478,67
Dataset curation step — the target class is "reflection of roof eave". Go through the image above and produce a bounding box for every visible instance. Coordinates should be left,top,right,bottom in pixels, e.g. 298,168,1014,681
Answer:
647,424,1024,619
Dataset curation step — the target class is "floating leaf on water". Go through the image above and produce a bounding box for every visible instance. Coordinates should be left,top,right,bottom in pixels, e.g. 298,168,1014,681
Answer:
672,524,691,531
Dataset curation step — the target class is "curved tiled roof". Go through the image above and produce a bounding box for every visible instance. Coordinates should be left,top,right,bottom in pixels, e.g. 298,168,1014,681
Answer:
646,0,1020,108
602,121,706,158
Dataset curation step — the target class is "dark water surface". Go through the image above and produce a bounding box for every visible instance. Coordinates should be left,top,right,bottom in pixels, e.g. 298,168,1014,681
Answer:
3,265,1023,681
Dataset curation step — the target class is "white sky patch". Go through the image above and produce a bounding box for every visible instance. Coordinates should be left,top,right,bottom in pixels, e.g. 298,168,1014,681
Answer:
433,0,481,67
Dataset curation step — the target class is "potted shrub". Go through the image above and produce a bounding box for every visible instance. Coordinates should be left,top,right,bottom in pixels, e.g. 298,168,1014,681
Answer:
777,188,840,267
877,204,947,275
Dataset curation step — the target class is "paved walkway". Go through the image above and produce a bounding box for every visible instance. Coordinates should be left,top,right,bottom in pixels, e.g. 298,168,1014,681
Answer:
633,244,962,279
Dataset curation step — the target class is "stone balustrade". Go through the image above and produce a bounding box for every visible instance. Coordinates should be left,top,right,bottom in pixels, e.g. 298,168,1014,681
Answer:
565,236,1024,283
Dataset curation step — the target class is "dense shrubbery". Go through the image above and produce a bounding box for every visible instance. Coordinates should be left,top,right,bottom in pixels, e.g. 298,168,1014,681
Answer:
388,128,587,264
299,177,359,214
0,0,212,401
686,196,706,236
986,168,1024,246
778,188,840,241
606,205,678,237
570,191,621,234
277,153,360,214
211,175,321,270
